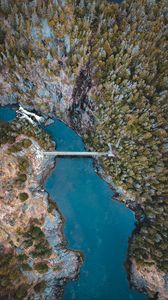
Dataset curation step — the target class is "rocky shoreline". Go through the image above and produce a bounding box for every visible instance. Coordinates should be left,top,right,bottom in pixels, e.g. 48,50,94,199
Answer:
0,0,167,299
0,114,82,299
65,99,168,300
1,102,151,299
0,97,166,300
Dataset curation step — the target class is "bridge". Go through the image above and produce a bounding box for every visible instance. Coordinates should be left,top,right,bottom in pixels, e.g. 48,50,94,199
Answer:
16,106,115,159
44,144,115,158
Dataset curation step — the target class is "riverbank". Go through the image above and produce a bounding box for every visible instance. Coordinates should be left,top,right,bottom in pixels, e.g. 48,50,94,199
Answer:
0,112,82,299
0,0,167,298
66,98,168,300
43,116,147,300
55,98,168,300
0,93,167,300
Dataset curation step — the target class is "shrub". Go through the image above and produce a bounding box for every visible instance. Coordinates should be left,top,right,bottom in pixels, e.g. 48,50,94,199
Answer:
0,251,13,267
30,226,45,239
47,197,57,213
23,239,33,249
18,157,29,172
22,139,32,148
0,29,6,44
34,280,46,294
31,218,41,225
34,262,49,274
17,254,28,262
21,263,32,271
15,284,29,299
8,139,31,154
30,246,52,259
53,264,62,272
0,121,15,145
19,192,29,202
9,143,23,153
15,173,27,184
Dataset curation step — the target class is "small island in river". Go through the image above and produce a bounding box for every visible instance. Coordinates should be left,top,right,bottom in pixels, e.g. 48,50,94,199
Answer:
0,0,168,299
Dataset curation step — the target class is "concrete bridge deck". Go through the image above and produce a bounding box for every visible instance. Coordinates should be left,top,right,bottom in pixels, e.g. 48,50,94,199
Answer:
43,151,114,158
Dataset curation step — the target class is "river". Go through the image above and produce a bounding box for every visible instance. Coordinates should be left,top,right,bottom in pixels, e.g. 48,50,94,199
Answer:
0,106,147,300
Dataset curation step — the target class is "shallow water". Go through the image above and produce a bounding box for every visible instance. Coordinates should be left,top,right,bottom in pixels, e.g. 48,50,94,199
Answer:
0,106,147,300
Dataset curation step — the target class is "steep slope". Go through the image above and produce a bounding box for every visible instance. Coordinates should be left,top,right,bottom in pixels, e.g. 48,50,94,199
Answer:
0,0,167,298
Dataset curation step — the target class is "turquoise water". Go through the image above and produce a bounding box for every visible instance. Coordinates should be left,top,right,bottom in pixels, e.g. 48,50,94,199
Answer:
44,120,147,300
0,106,147,300
0,106,16,122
